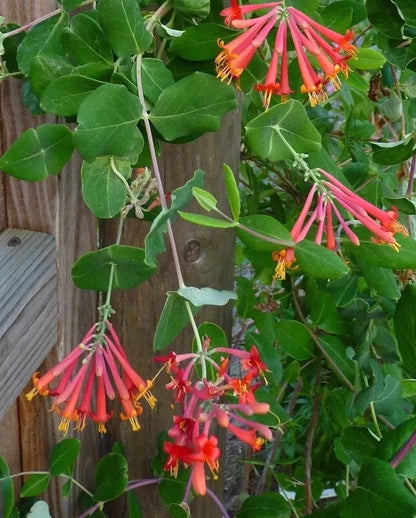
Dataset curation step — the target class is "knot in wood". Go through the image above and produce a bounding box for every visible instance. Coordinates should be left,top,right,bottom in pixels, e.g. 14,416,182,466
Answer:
7,236,21,247
183,239,202,262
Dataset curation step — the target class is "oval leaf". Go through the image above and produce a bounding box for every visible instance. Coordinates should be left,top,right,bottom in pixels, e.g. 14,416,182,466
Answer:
0,456,13,518
94,453,128,502
74,83,143,162
275,320,315,360
49,438,81,477
237,215,292,252
294,241,349,279
72,245,157,291
177,286,237,306
149,72,236,141
0,124,74,180
98,0,152,56
20,474,50,498
81,156,131,218
245,100,322,161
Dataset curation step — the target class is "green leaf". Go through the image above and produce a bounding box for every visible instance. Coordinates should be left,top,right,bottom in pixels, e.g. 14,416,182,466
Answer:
145,170,204,267
0,456,14,518
173,0,210,20
321,2,353,33
350,48,387,71
177,286,236,306
149,72,237,141
394,284,416,376
245,100,322,161
319,335,355,382
49,439,80,477
153,292,199,350
127,491,143,518
40,74,109,116
81,156,131,218
26,501,52,518
384,196,416,215
327,274,359,307
74,83,143,162
377,418,416,477
237,215,292,253
170,23,235,61
141,58,174,104
223,164,240,221
359,261,400,300
61,14,113,65
392,0,416,26
349,233,416,270
30,54,73,98
17,14,68,75
365,0,405,39
340,426,378,465
98,0,152,57
401,379,416,398
20,475,50,498
192,187,218,211
275,320,314,361
339,458,416,518
294,241,349,279
236,492,291,518
372,139,415,166
94,453,128,502
72,245,156,291
178,211,236,228
168,503,190,518
0,124,74,181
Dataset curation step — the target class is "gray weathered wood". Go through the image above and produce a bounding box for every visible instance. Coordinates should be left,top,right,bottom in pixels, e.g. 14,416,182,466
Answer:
0,228,57,420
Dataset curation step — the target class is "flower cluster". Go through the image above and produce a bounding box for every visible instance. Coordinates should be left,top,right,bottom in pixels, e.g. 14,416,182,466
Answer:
272,169,408,280
216,0,356,107
26,321,156,434
155,344,273,495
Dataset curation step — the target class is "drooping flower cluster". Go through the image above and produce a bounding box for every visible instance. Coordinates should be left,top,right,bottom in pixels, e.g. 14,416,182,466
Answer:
216,0,356,107
272,169,408,280
155,344,273,495
26,321,156,434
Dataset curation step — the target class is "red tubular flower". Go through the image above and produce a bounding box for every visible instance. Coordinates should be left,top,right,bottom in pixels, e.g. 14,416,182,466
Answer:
190,435,220,495
272,170,408,280
25,321,156,433
216,2,357,108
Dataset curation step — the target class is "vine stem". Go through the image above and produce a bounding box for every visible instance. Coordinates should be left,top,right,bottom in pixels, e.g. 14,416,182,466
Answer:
135,53,207,365
390,429,416,468
304,364,321,514
205,487,231,518
291,279,355,392
2,0,96,39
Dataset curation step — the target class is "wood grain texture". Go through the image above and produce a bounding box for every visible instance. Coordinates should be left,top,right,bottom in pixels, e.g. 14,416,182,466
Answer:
0,3,99,516
0,228,57,421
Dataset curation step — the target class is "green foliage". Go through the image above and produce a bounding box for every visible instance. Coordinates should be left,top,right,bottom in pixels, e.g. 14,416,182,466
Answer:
245,100,322,161
93,453,128,502
74,83,143,162
72,245,156,290
149,72,237,141
0,124,74,180
0,456,14,518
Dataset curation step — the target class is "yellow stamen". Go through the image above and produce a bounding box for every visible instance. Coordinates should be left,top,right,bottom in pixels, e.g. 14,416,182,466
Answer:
58,417,71,436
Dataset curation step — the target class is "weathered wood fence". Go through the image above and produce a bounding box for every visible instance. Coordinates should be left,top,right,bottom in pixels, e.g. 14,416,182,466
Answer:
0,1,240,516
